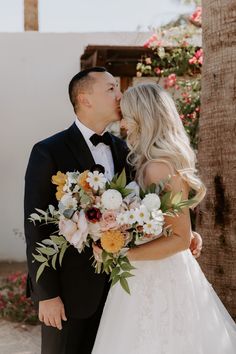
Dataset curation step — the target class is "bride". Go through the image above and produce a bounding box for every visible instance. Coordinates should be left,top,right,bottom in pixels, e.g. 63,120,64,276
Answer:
92,83,236,354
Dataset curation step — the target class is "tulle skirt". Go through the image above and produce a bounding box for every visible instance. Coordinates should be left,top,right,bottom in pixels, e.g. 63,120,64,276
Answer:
92,250,236,354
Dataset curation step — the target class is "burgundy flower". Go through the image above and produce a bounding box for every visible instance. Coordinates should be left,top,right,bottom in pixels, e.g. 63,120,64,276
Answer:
86,207,102,223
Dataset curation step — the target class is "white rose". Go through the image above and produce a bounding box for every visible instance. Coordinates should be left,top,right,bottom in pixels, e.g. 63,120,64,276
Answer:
141,193,161,212
101,189,123,210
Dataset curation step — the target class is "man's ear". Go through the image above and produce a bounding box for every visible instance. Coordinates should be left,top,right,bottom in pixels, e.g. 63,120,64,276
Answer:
77,93,91,108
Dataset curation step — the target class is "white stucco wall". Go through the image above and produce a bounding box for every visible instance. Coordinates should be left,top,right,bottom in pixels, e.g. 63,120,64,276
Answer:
0,32,151,261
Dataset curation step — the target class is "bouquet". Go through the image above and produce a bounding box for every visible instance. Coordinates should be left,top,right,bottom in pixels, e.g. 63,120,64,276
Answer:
29,165,195,293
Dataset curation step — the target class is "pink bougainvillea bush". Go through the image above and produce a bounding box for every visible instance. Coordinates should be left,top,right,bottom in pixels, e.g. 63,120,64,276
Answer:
0,272,38,324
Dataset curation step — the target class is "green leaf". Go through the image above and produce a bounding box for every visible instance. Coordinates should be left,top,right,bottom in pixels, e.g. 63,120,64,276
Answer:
36,262,47,282
59,242,69,266
120,262,136,271
37,247,57,256
32,254,48,263
51,253,57,270
120,277,131,294
120,271,134,278
171,192,183,205
50,235,66,245
29,213,41,222
116,169,127,189
111,275,120,287
110,266,120,280
63,209,75,219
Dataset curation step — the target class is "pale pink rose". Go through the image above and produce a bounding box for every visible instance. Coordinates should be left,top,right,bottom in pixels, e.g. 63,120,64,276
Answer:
59,217,77,242
70,210,89,252
100,210,119,231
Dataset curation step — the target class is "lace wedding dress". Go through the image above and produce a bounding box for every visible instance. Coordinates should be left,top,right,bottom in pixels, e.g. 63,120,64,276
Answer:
92,250,236,354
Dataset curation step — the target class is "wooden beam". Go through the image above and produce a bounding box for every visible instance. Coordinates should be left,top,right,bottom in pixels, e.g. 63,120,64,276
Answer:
24,0,38,31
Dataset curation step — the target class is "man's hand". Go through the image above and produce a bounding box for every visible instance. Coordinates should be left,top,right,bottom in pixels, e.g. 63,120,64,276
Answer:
190,231,203,258
39,296,67,330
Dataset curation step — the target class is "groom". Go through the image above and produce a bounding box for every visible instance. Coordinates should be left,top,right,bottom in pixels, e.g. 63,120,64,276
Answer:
24,67,202,354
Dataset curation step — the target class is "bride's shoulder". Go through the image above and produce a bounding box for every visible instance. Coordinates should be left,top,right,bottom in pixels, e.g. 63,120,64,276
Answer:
144,160,186,193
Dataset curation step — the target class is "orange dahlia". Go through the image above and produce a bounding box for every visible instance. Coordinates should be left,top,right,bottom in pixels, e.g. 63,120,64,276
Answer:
101,230,125,254
78,170,91,191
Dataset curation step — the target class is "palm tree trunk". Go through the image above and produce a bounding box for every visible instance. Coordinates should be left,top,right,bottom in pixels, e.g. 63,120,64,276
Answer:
196,0,236,319
24,0,38,31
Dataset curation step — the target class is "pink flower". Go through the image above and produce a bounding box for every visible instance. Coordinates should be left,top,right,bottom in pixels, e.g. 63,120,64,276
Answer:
154,67,161,75
164,73,176,88
195,48,203,59
190,6,202,25
70,210,89,251
100,210,119,231
59,217,77,242
189,56,197,65
198,55,203,65
143,34,158,48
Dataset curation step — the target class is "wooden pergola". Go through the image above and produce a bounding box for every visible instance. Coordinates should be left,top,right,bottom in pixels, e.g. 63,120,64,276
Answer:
80,45,153,91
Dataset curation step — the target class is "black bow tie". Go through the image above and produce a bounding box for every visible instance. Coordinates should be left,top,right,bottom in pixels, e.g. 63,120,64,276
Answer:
90,132,112,147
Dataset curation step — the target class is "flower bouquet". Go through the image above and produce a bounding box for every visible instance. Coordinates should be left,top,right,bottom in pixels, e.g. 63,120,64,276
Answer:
29,165,195,293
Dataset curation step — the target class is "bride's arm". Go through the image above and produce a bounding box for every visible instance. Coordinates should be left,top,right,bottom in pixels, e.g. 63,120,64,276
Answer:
127,162,192,261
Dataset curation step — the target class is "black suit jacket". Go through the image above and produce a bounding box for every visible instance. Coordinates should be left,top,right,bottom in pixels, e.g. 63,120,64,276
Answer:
24,123,130,319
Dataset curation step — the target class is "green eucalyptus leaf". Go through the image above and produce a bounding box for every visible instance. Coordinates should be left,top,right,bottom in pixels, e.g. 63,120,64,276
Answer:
51,253,57,270
36,262,47,282
63,209,75,219
111,275,120,287
120,271,134,278
120,277,131,294
32,254,48,263
37,247,57,256
59,242,69,266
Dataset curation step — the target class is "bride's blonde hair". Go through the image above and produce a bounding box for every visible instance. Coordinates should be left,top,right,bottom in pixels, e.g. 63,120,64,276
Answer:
120,82,206,207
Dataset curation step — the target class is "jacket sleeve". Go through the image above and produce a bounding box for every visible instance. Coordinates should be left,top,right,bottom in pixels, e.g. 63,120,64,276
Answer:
24,142,60,301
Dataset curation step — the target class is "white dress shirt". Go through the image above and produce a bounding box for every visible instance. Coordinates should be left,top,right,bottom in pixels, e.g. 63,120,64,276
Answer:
75,118,115,180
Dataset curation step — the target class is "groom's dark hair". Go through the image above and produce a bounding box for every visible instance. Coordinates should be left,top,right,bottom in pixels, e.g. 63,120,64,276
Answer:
69,66,107,113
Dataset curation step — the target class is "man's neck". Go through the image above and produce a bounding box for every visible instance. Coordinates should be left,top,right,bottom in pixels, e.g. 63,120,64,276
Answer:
76,116,107,135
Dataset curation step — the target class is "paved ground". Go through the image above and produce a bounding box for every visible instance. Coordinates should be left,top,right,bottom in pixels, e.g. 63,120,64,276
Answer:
0,320,41,354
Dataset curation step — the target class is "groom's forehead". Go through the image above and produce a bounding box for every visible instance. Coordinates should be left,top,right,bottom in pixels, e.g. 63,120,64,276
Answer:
91,71,116,85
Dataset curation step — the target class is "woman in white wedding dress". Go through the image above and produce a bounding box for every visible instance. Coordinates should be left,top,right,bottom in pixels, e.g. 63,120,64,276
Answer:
92,83,236,354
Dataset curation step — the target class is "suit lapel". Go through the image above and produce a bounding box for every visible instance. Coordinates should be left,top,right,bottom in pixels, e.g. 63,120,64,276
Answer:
65,123,95,171
109,134,124,175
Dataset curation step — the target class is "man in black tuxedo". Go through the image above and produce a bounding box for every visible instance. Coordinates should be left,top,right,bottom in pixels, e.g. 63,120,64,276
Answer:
24,67,129,354
24,67,202,354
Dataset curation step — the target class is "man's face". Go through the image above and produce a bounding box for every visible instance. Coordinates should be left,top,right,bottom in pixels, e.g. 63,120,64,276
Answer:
87,72,122,124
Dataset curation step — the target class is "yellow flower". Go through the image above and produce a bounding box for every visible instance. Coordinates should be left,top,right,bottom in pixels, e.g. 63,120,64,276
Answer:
55,185,65,201
52,171,67,186
101,230,125,254
52,172,67,200
78,170,91,191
